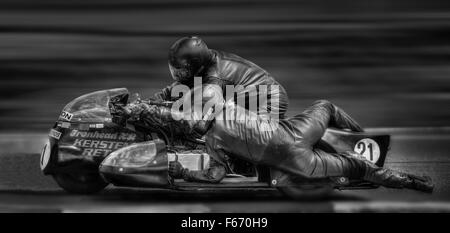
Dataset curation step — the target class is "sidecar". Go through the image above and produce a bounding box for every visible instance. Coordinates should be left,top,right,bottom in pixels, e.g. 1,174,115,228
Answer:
40,88,390,198
99,128,390,198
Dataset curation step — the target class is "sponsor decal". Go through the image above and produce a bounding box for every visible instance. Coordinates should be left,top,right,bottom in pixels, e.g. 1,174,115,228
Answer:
58,122,71,128
60,111,73,121
70,129,136,141
353,138,380,163
49,129,62,140
73,138,131,157
68,129,137,157
88,124,104,129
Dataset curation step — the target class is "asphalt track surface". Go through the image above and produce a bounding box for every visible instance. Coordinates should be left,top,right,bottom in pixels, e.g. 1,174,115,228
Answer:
0,128,449,213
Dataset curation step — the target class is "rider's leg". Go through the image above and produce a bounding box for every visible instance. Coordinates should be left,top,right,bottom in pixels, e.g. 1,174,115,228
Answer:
287,99,363,146
342,151,434,192
280,100,433,192
304,99,363,132
277,99,366,177
278,147,433,192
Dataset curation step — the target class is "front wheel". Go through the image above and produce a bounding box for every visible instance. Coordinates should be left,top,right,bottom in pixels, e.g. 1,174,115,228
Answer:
277,184,333,200
53,172,108,194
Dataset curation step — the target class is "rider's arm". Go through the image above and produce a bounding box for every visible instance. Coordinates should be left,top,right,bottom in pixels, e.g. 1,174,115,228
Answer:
154,81,183,101
141,84,225,137
181,158,227,183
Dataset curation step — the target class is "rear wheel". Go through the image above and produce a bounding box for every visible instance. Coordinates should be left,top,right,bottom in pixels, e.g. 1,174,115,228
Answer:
277,184,333,200
53,172,108,194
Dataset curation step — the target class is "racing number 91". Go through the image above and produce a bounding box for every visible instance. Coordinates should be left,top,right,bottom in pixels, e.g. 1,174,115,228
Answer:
353,138,381,164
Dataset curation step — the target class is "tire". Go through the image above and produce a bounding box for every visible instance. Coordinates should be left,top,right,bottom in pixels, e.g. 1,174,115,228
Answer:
277,184,333,200
53,172,108,194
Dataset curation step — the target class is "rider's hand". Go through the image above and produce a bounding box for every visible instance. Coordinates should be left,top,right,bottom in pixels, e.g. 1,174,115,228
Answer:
127,103,145,115
121,102,156,120
169,161,185,179
139,103,160,117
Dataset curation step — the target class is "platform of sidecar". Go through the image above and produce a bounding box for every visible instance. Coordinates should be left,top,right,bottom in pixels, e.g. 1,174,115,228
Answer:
173,176,272,190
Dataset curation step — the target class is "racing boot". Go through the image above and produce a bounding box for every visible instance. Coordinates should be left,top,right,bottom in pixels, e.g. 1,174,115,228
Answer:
364,168,434,193
340,151,434,193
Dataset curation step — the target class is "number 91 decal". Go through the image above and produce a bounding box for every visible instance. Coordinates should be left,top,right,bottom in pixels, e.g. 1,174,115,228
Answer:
353,138,380,164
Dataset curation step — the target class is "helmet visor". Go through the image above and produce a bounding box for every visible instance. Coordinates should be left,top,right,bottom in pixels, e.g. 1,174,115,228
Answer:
168,63,192,83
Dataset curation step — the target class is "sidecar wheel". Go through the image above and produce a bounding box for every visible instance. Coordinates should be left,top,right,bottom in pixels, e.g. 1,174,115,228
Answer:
53,172,108,194
277,184,333,200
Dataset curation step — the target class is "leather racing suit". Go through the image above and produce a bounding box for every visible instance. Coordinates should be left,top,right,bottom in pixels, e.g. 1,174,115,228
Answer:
155,49,289,119
132,84,433,192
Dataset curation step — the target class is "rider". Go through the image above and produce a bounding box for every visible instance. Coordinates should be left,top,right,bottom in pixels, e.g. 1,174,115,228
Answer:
127,84,433,193
127,36,433,192
154,36,289,119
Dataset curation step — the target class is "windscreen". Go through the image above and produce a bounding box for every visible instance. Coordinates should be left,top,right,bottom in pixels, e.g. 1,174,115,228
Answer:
60,88,129,123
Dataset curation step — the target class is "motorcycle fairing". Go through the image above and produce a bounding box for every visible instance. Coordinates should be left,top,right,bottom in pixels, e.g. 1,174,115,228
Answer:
55,124,141,171
42,88,146,175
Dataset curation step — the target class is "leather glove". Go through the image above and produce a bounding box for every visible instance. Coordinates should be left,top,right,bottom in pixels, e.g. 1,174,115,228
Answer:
169,161,186,179
139,103,160,117
121,102,158,121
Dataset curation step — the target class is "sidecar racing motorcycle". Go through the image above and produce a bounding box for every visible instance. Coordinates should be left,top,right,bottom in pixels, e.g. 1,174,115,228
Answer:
40,88,390,198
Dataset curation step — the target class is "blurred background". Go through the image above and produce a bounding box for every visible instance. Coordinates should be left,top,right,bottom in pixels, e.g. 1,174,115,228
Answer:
1,0,450,132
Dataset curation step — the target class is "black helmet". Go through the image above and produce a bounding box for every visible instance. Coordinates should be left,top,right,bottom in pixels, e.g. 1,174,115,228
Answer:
168,36,212,83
